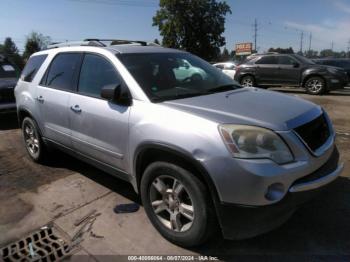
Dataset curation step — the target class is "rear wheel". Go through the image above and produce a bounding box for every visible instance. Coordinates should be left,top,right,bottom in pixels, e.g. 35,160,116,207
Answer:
240,75,255,87
304,76,326,95
22,117,48,163
141,161,216,247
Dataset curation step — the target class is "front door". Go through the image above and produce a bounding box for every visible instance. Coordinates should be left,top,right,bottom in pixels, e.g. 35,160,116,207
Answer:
276,55,301,85
254,56,279,85
69,53,130,170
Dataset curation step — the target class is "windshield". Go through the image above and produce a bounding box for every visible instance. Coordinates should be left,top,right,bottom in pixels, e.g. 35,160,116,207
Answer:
118,52,240,102
294,54,315,65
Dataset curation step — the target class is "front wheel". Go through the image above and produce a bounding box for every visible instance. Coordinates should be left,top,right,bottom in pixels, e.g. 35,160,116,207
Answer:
141,162,216,247
304,76,326,95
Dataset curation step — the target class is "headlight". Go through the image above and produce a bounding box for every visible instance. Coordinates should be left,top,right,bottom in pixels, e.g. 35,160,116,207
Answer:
218,124,293,164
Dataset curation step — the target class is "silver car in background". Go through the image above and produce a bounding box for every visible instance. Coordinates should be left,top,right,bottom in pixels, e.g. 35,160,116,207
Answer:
15,40,343,247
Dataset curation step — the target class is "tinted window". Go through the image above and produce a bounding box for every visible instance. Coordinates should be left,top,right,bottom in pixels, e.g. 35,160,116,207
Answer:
278,56,297,65
78,54,120,98
21,55,47,82
255,56,278,64
0,62,18,78
45,53,81,91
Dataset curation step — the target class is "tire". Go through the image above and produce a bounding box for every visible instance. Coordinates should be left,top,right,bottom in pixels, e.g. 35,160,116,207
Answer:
22,117,48,163
141,161,216,247
304,76,326,95
240,75,255,87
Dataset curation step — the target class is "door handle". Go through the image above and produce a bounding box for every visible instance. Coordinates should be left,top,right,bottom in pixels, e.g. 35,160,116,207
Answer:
70,105,82,113
36,96,44,103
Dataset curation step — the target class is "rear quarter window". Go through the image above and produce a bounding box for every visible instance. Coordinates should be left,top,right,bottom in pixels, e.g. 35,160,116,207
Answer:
21,54,48,82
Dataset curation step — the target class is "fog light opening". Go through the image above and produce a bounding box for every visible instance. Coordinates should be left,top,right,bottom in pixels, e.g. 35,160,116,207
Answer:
265,183,285,201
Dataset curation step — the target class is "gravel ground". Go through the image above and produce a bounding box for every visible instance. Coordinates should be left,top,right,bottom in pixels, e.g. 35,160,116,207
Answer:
0,87,349,261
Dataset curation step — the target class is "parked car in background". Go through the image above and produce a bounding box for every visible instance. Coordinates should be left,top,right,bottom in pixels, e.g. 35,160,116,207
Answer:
213,62,236,79
0,54,19,112
234,53,348,95
16,40,343,247
173,58,208,82
313,58,350,82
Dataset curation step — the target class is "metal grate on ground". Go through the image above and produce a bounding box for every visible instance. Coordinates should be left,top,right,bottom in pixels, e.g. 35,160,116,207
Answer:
0,224,80,262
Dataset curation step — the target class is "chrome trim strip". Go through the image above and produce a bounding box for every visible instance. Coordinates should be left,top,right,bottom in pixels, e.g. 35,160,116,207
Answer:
289,163,344,193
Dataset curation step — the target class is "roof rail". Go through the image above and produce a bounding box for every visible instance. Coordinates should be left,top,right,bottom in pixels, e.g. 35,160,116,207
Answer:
46,40,104,49
46,39,160,50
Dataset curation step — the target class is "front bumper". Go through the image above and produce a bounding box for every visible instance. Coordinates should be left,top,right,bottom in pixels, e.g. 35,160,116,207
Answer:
216,147,342,239
325,73,348,89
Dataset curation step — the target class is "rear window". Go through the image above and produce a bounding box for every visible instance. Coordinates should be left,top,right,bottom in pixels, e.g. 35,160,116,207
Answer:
43,53,82,91
21,55,48,82
255,56,278,65
0,62,18,78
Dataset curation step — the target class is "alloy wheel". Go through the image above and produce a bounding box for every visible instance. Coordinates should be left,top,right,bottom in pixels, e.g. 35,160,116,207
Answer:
23,123,39,156
150,175,194,232
307,79,323,93
241,77,254,87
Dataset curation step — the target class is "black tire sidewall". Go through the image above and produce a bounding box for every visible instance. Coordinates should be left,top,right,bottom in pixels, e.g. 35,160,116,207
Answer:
22,117,44,162
141,161,212,247
305,76,326,95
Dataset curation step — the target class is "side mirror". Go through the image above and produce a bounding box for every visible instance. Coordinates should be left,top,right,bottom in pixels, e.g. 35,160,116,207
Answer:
101,84,131,106
293,62,300,68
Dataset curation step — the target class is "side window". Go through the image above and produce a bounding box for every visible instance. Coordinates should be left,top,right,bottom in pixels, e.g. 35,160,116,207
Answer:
78,54,120,98
45,53,81,91
255,56,278,65
21,54,47,82
278,56,296,65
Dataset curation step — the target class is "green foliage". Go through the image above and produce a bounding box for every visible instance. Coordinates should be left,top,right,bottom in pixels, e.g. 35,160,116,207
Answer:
23,32,51,60
0,37,24,69
154,38,160,45
319,49,347,58
153,0,231,61
268,47,294,54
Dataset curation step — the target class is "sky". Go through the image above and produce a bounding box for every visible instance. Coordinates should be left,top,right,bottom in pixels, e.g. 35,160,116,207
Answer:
0,0,349,53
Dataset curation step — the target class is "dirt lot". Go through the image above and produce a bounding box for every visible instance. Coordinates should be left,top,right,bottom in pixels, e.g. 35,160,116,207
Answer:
0,87,349,261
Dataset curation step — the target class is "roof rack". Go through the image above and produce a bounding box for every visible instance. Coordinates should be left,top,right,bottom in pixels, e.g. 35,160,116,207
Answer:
46,39,160,50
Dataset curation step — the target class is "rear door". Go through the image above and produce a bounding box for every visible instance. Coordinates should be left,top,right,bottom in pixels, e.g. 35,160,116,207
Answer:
36,52,82,147
254,56,279,84
276,55,301,85
69,53,130,170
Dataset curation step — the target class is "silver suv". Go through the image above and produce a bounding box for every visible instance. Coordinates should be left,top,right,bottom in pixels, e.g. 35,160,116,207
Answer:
15,39,343,247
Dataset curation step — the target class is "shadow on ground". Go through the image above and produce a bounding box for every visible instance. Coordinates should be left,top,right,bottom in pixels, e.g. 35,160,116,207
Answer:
0,112,19,130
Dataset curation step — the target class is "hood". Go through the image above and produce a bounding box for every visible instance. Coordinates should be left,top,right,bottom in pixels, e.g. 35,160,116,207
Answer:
0,78,18,89
163,88,322,131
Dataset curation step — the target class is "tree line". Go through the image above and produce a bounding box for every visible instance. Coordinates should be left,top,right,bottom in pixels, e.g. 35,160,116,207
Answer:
0,32,50,69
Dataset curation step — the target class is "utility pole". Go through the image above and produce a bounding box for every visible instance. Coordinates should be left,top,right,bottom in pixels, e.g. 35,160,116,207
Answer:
299,31,304,54
308,32,312,52
253,18,258,52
